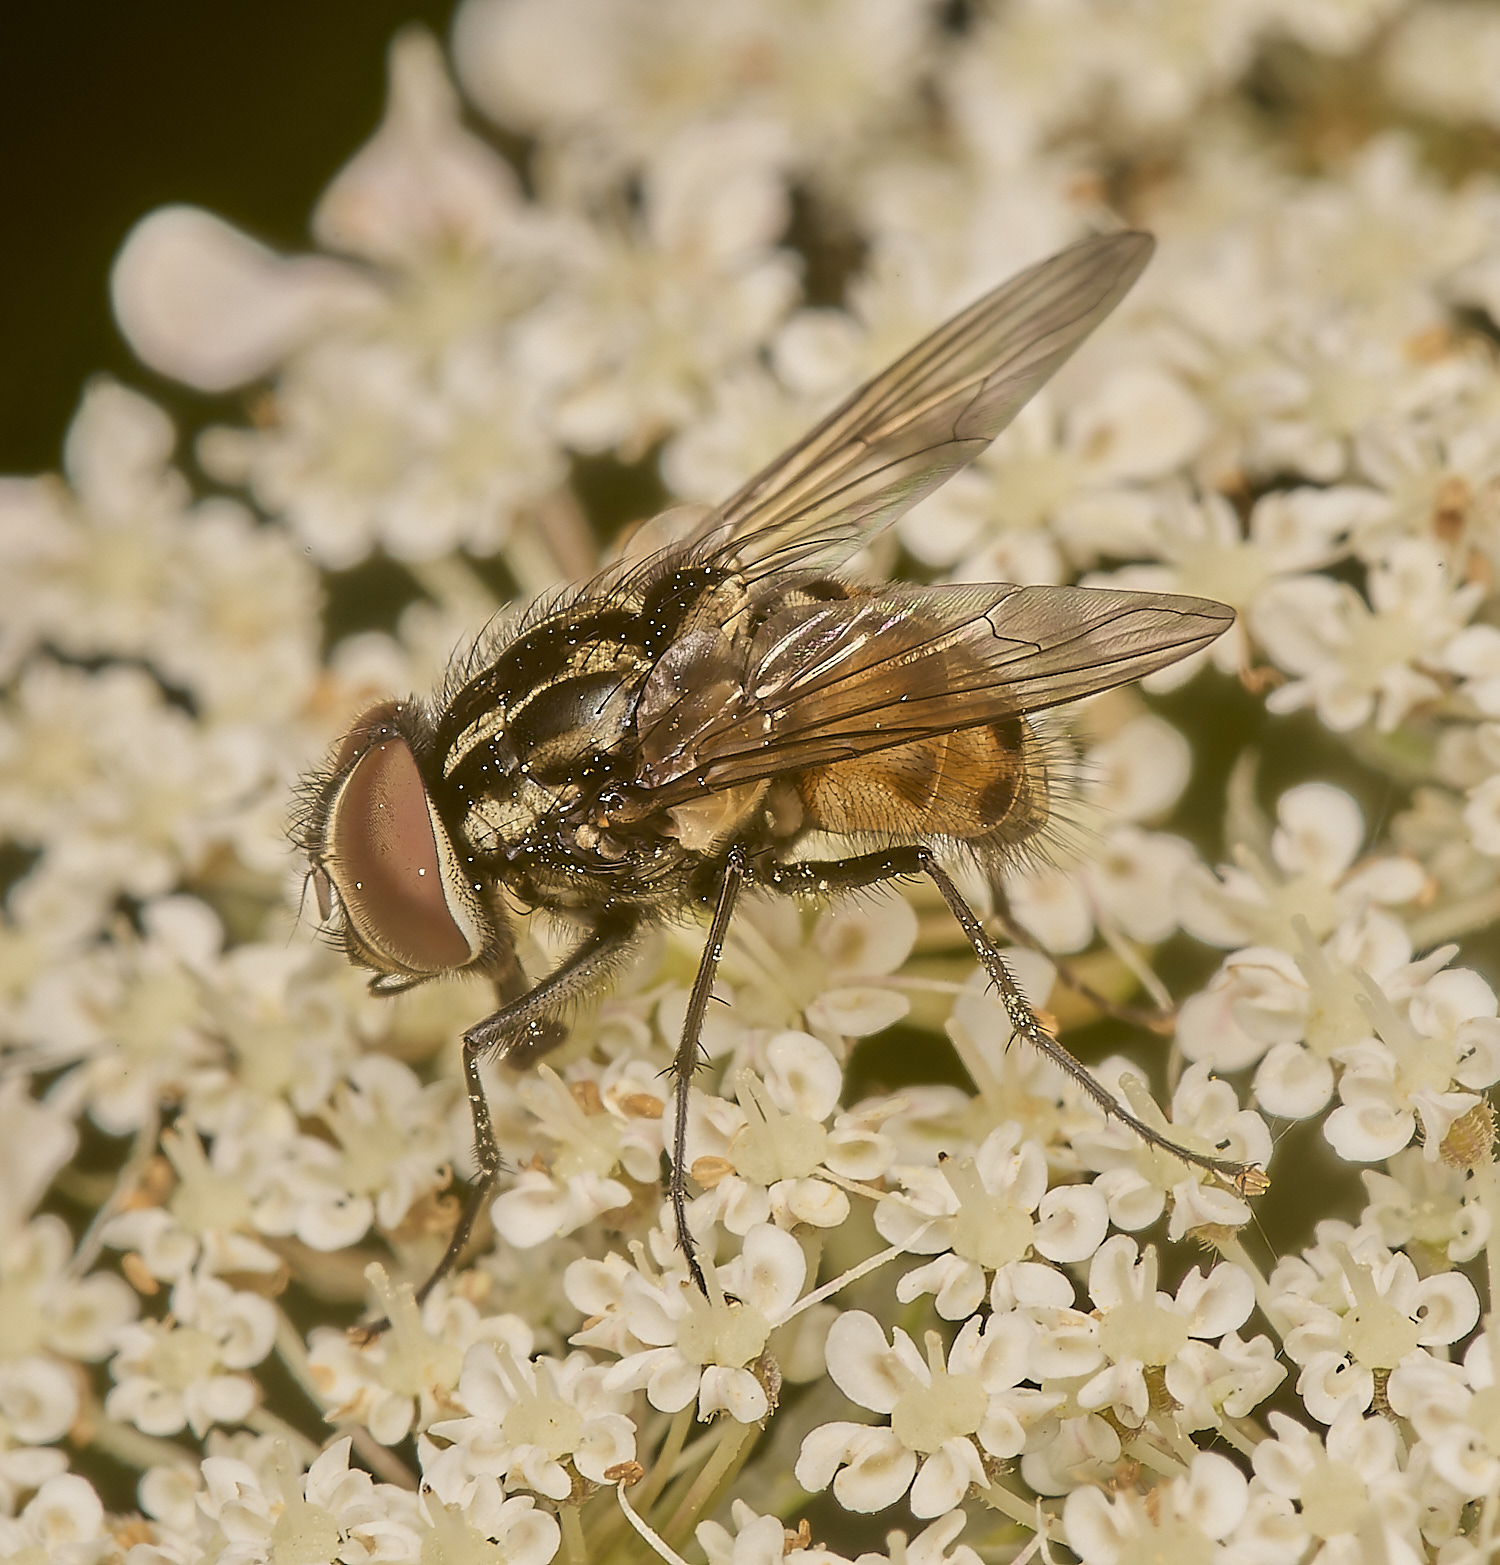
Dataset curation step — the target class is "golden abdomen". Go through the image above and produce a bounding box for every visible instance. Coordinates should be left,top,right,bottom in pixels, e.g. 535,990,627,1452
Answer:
795,716,1049,848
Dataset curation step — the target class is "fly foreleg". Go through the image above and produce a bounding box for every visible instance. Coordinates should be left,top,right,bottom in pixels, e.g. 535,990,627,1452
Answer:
362,921,639,1333
671,845,747,1294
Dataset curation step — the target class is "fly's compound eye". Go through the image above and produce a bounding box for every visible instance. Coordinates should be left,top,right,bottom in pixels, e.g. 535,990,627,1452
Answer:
323,731,489,978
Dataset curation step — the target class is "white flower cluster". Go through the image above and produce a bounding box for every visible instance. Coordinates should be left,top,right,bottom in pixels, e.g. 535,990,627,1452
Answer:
6,0,1500,1561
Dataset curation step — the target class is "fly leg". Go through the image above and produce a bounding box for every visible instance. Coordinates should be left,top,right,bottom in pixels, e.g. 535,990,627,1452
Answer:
362,921,639,1333
671,845,747,1294
987,882,1176,1036
760,847,1266,1198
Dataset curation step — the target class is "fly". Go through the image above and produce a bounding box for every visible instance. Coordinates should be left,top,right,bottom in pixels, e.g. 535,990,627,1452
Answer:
295,230,1266,1308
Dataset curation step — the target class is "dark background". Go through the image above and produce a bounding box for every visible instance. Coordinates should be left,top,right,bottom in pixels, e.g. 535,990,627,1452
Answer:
0,1,457,476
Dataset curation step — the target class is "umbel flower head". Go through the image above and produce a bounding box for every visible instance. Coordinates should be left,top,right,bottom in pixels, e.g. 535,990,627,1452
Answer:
8,0,1500,1561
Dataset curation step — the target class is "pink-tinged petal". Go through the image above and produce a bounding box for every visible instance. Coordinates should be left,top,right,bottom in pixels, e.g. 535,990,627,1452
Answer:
111,207,375,391
909,1438,985,1518
1177,980,1276,1071
314,30,521,266
824,1312,905,1415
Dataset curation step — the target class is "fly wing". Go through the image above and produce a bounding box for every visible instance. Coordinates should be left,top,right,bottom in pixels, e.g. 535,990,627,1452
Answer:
629,583,1232,803
686,231,1153,578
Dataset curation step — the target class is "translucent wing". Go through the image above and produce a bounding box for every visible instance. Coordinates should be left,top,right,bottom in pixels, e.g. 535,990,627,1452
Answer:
687,231,1153,578
629,582,1231,803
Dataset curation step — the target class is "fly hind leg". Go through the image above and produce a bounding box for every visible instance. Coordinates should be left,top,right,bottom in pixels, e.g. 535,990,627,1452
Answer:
759,846,1266,1198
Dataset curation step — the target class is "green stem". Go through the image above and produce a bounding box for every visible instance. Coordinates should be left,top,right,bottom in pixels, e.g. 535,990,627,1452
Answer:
585,1406,698,1561
560,1503,587,1565
1122,1434,1189,1479
78,1394,194,1474
1472,1156,1500,1319
636,1406,696,1517
662,1419,758,1548
1214,1233,1288,1340
975,1474,1053,1536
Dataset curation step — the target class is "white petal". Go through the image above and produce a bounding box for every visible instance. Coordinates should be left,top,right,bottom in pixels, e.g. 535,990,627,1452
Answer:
806,986,909,1037
763,1031,843,1120
111,206,373,390
909,1438,985,1519
1034,1183,1109,1263
1254,1043,1336,1120
1272,783,1363,883
1410,1273,1480,1346
314,29,521,265
698,1365,768,1424
823,1312,904,1415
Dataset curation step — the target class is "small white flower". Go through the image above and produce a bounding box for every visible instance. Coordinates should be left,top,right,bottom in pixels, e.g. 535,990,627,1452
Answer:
678,1031,895,1240
796,1309,1059,1517
1252,538,1483,733
1272,1227,1478,1423
423,1340,635,1503
597,1224,806,1423
1250,1407,1422,1560
1063,1450,1248,1563
0,1216,136,1366
875,1122,1107,1321
1003,715,1197,953
194,1437,428,1563
101,1120,283,1283
697,1497,856,1565
0,1473,108,1564
1078,1236,1255,1429
490,1060,663,1249
106,1271,275,1438
1078,1062,1270,1240
1177,781,1426,954
1361,1148,1489,1265
309,1266,532,1446
1390,1324,1500,1502
1325,966,1500,1163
